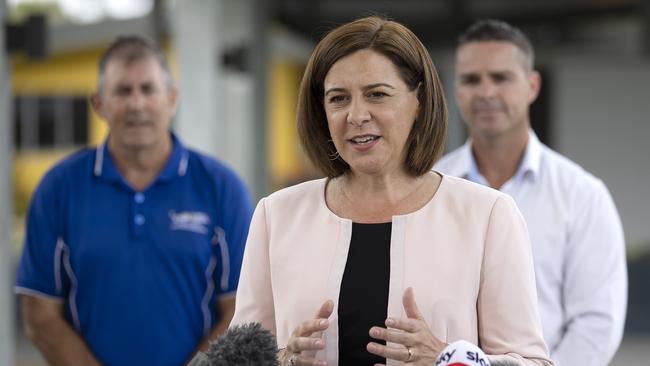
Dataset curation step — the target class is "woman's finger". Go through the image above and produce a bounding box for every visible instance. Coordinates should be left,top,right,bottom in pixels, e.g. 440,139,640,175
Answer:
292,318,330,338
366,342,411,362
368,326,414,346
287,336,326,353
292,300,333,337
402,287,424,320
291,353,327,366
315,299,334,319
385,316,420,333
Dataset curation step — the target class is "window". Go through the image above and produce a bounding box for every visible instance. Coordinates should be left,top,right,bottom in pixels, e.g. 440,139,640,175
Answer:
13,95,89,150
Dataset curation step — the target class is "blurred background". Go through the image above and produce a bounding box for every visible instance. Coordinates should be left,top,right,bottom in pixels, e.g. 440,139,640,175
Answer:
0,0,648,364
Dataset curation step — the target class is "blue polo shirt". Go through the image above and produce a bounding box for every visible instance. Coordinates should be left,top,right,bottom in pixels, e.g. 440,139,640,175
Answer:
16,133,253,366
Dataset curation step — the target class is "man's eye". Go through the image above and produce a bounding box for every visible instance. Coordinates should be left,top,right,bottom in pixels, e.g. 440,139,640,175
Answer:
142,84,157,94
492,74,509,83
461,76,480,85
115,87,131,96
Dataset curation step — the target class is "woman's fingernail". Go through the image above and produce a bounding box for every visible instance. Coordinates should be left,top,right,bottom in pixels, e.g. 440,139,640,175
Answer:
369,327,379,337
319,319,328,326
385,318,396,327
315,339,325,347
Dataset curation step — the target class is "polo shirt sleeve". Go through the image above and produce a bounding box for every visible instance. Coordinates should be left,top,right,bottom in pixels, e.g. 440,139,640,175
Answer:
15,170,68,300
213,169,253,297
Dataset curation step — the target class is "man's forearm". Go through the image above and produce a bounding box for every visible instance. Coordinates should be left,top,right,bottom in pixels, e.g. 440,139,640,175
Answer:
551,322,622,366
195,311,233,353
26,315,100,366
195,296,236,353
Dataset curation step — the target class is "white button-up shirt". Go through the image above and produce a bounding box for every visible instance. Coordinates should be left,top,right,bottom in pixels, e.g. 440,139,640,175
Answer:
435,130,627,366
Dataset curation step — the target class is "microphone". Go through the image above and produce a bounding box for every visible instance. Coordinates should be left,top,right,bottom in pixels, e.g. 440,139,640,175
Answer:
435,340,520,366
187,322,279,366
435,340,490,366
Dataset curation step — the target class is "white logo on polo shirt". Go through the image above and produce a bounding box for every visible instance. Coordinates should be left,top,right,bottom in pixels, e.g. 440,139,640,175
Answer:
169,210,211,234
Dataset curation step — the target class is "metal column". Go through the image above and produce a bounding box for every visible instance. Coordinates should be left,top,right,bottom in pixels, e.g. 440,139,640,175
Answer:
0,0,16,364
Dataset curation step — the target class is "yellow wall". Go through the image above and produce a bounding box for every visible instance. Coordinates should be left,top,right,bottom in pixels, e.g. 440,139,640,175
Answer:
268,59,309,188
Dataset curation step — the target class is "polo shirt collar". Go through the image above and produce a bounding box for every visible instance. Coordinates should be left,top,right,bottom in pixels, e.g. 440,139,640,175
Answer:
462,128,542,183
93,132,189,186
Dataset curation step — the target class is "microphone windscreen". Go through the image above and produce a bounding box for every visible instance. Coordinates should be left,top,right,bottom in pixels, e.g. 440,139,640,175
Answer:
435,340,491,366
205,322,279,366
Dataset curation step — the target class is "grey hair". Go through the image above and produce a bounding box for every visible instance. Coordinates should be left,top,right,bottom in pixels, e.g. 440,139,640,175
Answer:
96,35,173,92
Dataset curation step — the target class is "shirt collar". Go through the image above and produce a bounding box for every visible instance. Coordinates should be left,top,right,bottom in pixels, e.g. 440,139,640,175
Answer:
462,128,542,184
93,132,189,186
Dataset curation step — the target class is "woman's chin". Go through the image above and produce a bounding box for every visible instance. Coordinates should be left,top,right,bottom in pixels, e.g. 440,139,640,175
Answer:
348,160,390,176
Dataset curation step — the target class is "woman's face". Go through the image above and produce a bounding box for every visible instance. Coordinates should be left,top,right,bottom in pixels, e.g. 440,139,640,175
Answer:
323,49,419,177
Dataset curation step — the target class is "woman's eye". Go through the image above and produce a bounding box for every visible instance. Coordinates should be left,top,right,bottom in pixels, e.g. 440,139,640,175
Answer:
328,95,346,103
368,91,388,98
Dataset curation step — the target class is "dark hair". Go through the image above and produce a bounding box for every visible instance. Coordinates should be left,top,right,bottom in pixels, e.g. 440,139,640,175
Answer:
97,35,172,92
297,16,447,178
457,19,535,72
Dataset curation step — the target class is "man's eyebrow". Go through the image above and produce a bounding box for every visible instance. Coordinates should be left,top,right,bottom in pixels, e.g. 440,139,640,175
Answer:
458,72,479,79
488,70,514,75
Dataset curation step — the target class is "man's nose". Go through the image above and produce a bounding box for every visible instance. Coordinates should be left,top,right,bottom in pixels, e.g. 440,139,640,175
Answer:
347,98,370,127
477,80,497,98
126,91,146,110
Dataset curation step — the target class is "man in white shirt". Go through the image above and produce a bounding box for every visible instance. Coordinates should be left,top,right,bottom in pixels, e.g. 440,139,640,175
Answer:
435,19,627,366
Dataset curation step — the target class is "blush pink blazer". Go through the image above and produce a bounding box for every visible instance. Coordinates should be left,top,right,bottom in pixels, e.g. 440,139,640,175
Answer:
231,175,553,365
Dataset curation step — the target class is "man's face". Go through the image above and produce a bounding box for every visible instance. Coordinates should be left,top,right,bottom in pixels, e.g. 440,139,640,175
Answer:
92,56,177,152
454,41,540,140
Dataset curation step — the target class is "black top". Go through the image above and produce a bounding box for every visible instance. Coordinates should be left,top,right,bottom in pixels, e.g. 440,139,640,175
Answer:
338,222,392,365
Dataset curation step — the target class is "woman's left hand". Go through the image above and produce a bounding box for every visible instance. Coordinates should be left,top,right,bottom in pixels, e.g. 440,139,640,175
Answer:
366,287,447,365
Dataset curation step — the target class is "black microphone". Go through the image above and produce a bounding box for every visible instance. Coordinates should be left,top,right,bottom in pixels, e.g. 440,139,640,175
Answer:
187,322,279,366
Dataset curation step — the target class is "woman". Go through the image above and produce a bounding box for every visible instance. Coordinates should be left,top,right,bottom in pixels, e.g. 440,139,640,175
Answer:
231,16,552,366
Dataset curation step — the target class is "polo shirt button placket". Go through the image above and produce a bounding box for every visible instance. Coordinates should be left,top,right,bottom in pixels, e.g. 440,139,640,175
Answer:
133,193,146,237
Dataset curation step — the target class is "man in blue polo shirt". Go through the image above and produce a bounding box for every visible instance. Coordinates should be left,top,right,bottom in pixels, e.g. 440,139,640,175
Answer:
15,36,253,365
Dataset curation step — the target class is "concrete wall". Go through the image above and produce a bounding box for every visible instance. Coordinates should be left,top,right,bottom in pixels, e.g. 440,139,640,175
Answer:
552,56,650,250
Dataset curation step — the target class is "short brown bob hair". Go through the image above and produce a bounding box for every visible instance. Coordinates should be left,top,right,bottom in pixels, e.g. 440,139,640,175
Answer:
297,16,447,178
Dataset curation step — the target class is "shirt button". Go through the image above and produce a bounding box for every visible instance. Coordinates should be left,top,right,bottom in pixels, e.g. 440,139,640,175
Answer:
134,193,145,203
134,214,145,226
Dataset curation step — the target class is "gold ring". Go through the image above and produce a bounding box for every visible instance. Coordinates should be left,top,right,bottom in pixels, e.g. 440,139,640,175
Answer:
288,353,298,366
406,346,413,362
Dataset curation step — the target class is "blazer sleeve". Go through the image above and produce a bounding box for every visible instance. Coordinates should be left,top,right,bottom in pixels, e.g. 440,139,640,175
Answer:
478,195,553,366
229,198,277,334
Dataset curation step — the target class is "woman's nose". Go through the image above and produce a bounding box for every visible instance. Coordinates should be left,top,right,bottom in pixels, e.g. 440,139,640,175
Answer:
347,98,370,127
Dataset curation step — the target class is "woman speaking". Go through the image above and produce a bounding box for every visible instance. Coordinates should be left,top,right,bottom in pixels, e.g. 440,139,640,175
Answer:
230,16,552,366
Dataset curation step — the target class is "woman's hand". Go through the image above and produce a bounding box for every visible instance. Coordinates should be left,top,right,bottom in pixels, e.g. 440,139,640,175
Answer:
366,287,447,365
279,299,334,366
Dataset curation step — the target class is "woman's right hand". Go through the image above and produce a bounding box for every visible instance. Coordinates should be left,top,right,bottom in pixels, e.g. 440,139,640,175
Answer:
279,299,334,366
